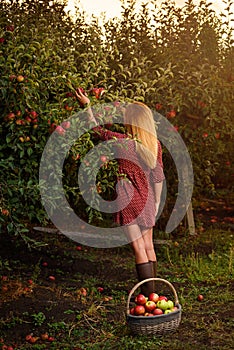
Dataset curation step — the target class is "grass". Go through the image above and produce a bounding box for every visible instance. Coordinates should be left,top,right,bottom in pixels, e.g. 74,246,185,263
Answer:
0,227,233,349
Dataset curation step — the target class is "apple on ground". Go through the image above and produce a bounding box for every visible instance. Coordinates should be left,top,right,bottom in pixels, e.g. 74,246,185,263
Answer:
40,333,49,341
197,294,204,301
134,305,145,315
145,300,156,312
153,308,163,316
135,293,147,305
148,292,159,303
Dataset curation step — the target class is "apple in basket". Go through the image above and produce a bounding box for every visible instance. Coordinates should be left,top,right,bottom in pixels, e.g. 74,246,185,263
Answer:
158,295,168,301
148,292,159,303
167,300,174,309
171,306,178,312
153,308,163,316
135,293,147,305
164,309,173,314
145,300,156,312
157,299,168,311
134,305,145,315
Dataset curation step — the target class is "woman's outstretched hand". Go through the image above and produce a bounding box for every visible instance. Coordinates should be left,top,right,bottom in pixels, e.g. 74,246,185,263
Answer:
75,88,97,125
75,88,90,107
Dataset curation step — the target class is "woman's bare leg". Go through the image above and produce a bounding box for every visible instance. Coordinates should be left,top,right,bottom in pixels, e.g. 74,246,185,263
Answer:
124,224,148,264
142,227,156,262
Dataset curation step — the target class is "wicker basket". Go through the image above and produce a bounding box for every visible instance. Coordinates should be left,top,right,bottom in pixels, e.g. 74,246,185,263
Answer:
126,278,182,336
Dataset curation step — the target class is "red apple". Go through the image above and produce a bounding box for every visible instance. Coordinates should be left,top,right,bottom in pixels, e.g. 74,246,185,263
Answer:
92,87,105,99
80,287,87,296
145,312,154,316
64,104,73,111
100,155,108,163
40,333,49,341
6,25,15,32
0,37,5,43
167,110,176,118
155,103,163,110
158,295,168,301
25,116,32,123
49,275,55,281
30,111,38,119
145,300,156,312
197,294,204,301
130,307,135,315
66,92,74,98
153,308,163,316
148,292,159,303
29,336,39,344
25,334,32,342
135,293,147,305
48,336,55,342
134,305,145,316
7,112,15,120
9,74,16,80
55,125,66,136
61,121,71,129
16,119,25,125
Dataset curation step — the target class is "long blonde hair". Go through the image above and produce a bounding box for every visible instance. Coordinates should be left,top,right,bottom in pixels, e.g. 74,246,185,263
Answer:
124,102,158,169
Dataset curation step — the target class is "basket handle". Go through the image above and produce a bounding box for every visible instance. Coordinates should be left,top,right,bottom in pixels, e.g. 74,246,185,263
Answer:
127,278,179,314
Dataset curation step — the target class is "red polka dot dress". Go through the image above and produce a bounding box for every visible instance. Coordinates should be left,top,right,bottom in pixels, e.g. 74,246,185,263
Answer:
93,126,165,228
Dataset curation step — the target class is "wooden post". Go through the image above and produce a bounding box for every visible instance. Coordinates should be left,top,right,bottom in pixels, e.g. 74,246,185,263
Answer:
186,201,196,235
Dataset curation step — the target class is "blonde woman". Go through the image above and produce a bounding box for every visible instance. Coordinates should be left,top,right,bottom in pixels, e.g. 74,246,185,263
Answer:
76,89,165,296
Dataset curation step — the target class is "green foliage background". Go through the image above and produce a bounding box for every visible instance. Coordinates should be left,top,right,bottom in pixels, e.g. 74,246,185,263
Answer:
0,0,233,238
